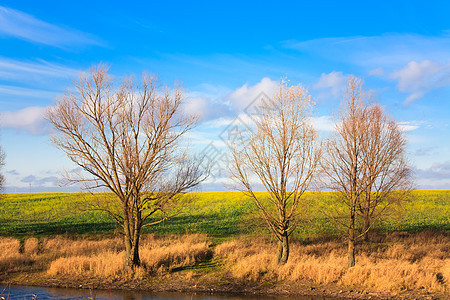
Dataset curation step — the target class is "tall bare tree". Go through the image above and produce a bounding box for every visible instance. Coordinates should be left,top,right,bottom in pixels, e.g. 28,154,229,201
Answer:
321,77,366,268
321,77,410,267
230,81,321,264
47,64,205,269
358,104,411,241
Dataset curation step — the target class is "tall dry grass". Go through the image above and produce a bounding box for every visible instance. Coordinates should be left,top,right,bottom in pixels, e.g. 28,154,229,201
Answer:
140,234,212,273
0,237,34,271
41,236,123,258
47,251,125,277
45,234,212,278
215,232,449,293
1,232,447,295
0,234,211,278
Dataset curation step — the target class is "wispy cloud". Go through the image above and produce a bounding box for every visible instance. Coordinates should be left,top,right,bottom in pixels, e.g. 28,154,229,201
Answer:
184,130,226,148
199,117,230,129
368,67,384,76
414,161,450,181
390,60,450,105
1,106,50,135
0,84,56,99
397,121,420,132
414,147,438,157
282,34,450,69
6,169,19,175
20,175,60,187
0,6,103,48
312,71,347,101
0,57,78,81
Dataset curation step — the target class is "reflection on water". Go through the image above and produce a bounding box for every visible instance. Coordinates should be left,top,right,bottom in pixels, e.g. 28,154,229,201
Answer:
0,285,330,300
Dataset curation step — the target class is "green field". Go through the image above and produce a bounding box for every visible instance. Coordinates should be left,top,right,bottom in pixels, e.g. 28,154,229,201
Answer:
0,191,448,238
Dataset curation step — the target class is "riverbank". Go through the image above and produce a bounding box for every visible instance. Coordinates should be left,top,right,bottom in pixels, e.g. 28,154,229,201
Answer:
1,232,448,299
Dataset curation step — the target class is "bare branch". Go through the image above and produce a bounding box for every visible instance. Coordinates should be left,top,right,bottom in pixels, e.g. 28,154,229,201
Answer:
47,64,207,269
320,77,411,267
229,80,320,264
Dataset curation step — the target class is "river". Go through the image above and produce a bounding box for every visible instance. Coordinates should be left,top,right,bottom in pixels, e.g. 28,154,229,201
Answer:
0,285,331,300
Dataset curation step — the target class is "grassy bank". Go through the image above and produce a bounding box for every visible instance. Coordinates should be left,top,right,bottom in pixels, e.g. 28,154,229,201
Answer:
0,191,449,299
0,232,448,299
0,190,449,237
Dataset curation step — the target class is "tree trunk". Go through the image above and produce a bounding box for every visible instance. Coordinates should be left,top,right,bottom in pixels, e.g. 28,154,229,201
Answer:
348,197,356,268
348,238,355,268
122,192,143,270
124,230,141,269
123,207,141,269
276,233,289,264
363,190,371,242
125,237,140,268
348,218,356,268
363,215,370,242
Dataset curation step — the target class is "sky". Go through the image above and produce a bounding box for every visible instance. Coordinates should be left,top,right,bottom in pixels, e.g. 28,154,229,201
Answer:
0,0,449,192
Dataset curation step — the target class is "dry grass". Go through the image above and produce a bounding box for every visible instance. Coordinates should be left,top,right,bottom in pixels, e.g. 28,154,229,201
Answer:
0,234,211,279
0,237,34,272
47,251,125,277
140,234,212,273
41,236,123,258
0,237,20,259
23,237,39,256
0,232,448,296
45,234,212,278
215,232,449,293
215,237,346,283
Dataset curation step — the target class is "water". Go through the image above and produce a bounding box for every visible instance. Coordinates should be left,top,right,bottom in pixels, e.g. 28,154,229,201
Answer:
0,285,330,300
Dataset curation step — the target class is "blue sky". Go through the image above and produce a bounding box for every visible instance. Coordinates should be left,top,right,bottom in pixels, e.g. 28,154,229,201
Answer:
0,0,449,192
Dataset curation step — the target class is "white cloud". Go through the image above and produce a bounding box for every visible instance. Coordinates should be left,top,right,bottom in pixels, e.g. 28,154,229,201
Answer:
184,130,226,148
313,71,347,100
368,67,384,76
414,147,438,157
310,115,334,132
1,106,50,135
183,97,209,119
203,117,236,128
397,120,425,132
398,123,419,132
0,6,103,48
282,34,450,105
390,60,450,105
21,174,60,187
413,161,450,189
183,85,234,122
392,61,445,91
228,77,278,111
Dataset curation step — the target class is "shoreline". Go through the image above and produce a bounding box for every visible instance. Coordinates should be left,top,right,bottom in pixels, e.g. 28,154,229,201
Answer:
2,270,446,300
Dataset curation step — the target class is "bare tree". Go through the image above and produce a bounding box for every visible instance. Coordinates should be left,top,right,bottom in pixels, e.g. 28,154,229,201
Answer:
358,104,411,241
47,64,205,269
230,81,321,264
321,77,410,267
321,77,366,268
